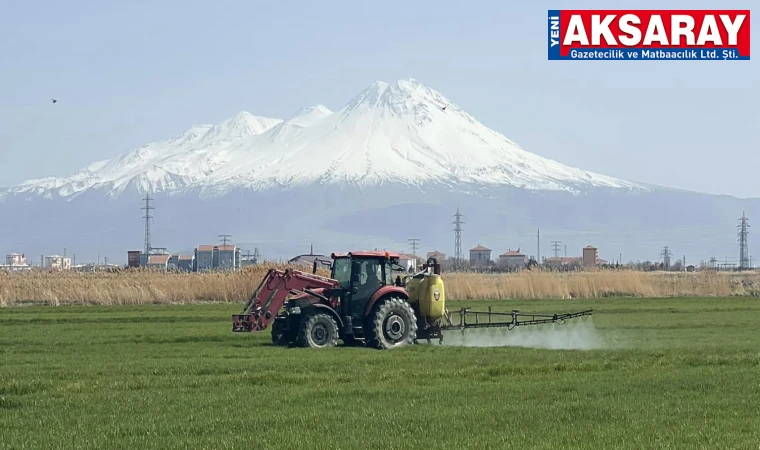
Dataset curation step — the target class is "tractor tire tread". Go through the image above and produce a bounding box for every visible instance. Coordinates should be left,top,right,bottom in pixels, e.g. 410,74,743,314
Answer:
296,312,339,348
366,296,418,349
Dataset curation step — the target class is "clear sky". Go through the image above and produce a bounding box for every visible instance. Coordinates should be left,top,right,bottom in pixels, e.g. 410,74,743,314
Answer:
1,0,757,197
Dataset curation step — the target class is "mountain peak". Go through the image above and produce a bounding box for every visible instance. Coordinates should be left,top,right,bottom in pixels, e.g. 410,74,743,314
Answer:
287,104,334,127
202,111,282,141
2,77,645,199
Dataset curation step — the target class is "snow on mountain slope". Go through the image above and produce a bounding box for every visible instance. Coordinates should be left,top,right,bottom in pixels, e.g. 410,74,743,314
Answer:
6,113,281,198
2,78,645,200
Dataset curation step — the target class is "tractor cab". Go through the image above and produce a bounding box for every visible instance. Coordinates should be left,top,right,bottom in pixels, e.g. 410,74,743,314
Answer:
328,252,404,326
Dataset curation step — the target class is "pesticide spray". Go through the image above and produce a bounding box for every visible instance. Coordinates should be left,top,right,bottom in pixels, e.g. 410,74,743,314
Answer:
439,316,605,350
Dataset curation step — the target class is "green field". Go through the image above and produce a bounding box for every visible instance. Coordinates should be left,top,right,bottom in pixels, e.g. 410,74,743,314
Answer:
1,298,759,450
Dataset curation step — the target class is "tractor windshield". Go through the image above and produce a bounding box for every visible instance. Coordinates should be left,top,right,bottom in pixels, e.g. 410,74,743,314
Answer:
331,258,351,290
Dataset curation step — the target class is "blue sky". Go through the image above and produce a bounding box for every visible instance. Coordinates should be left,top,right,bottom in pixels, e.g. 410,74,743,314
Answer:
1,0,757,196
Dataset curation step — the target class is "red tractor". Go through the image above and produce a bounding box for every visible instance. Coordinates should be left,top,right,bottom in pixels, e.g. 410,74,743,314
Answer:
232,251,592,349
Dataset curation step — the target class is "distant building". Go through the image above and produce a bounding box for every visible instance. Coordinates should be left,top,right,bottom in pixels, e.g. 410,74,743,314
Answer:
176,255,195,272
397,253,418,272
127,251,141,268
1,253,31,271
499,249,526,269
216,245,240,270
544,256,583,269
426,250,446,262
5,253,28,267
147,254,170,271
582,246,598,268
43,255,71,271
195,245,215,271
288,245,329,269
469,245,492,269
194,244,241,271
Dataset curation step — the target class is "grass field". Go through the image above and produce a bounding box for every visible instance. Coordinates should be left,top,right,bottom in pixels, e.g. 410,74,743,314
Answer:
1,297,759,449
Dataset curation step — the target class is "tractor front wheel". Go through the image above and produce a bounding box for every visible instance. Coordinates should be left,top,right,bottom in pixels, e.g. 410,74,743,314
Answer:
366,297,418,349
271,317,291,346
297,312,339,348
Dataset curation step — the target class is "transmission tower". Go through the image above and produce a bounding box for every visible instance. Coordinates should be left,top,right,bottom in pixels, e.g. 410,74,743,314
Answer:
453,207,464,269
738,212,750,270
219,234,232,247
141,194,154,256
408,238,420,257
660,246,672,269
551,240,562,258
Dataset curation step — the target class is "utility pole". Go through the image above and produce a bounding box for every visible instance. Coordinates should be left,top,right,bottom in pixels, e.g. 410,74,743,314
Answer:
453,208,464,270
551,240,562,258
738,212,750,270
219,234,232,247
40,255,44,267
536,229,540,265
408,238,420,257
565,245,567,258
142,194,154,256
660,246,672,269
73,254,76,266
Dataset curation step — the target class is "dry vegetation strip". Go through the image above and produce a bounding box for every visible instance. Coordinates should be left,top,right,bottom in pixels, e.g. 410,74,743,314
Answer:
1,265,759,307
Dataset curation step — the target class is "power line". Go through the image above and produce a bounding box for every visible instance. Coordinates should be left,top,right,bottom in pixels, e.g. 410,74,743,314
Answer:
551,240,562,258
660,246,672,269
141,194,154,256
408,238,420,257
738,212,750,270
453,207,464,270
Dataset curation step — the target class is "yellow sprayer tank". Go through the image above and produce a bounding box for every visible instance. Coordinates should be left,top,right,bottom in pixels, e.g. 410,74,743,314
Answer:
405,273,445,321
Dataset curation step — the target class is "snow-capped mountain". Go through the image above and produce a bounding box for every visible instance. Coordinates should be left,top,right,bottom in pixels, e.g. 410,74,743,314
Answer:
2,78,644,201
1,78,756,265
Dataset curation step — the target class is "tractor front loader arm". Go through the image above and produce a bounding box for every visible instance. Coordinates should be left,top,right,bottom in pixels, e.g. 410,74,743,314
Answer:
232,268,339,332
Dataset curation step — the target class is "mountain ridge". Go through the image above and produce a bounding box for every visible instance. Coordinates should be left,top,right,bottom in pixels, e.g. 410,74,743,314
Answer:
1,78,647,201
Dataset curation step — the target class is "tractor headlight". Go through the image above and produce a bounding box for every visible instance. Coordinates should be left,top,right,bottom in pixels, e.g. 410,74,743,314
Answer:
287,306,301,315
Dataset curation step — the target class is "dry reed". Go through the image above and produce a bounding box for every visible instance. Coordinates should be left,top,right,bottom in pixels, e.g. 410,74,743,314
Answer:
1,265,759,307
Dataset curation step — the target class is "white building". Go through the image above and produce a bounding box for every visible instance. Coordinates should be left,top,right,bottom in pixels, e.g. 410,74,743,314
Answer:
43,255,72,271
397,253,418,273
6,253,28,266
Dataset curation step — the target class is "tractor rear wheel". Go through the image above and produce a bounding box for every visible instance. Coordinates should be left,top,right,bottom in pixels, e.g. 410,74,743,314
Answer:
297,312,339,348
366,297,418,349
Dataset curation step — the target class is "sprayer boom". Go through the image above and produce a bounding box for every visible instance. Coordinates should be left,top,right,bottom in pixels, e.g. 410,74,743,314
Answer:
440,307,593,332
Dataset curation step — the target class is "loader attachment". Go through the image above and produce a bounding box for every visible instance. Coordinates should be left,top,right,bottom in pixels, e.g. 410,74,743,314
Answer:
232,268,340,333
441,307,593,332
